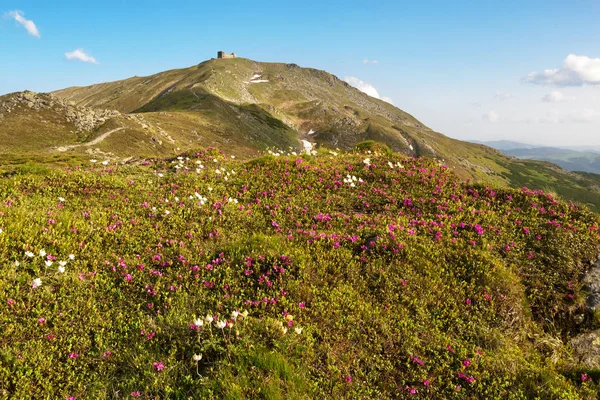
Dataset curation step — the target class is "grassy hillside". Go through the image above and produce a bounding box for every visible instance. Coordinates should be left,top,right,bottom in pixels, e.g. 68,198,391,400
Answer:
1,58,599,210
0,147,599,399
51,58,600,210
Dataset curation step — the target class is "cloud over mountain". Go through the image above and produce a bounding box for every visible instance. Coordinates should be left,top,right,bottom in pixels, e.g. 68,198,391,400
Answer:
494,92,512,100
6,10,40,37
344,76,381,99
483,110,499,123
65,49,98,64
542,91,574,103
525,54,600,86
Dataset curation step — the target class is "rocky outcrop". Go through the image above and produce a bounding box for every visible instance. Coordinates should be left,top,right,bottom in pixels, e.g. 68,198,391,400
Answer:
569,257,600,368
0,91,120,132
584,258,600,311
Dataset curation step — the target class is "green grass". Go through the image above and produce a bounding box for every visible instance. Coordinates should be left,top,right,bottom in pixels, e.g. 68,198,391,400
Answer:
0,148,599,399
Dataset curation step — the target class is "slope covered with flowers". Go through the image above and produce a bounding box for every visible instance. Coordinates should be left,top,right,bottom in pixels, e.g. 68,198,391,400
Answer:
0,147,599,399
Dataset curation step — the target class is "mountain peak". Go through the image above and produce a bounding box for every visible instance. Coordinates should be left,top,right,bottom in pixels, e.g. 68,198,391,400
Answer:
1,59,599,210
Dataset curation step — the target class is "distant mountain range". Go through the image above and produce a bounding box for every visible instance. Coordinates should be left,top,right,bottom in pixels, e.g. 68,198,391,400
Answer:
472,140,600,174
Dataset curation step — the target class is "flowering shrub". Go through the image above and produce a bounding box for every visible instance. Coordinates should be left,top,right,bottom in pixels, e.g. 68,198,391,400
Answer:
0,147,599,398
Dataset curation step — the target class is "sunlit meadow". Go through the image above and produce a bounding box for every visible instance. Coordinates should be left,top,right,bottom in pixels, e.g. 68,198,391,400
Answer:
1,144,599,399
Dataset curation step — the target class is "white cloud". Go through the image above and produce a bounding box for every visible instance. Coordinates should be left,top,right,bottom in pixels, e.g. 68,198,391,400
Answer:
542,90,575,103
494,92,512,100
568,108,600,123
483,110,499,123
381,96,394,105
525,54,600,86
519,109,600,124
344,76,381,99
6,10,40,38
362,59,379,65
65,49,98,64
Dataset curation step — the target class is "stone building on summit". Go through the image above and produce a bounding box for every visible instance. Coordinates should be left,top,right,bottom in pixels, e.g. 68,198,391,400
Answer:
217,51,236,59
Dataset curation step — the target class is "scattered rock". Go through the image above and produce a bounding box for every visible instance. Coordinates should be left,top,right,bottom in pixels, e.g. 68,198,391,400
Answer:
570,330,600,368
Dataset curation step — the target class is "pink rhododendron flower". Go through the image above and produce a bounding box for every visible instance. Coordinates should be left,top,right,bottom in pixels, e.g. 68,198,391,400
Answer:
153,361,164,371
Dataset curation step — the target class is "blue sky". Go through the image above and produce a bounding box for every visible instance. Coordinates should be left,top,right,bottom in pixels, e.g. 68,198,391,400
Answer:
2,0,600,145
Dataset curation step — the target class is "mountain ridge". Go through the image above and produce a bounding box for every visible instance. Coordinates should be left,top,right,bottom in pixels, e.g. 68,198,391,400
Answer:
473,140,600,175
1,57,600,210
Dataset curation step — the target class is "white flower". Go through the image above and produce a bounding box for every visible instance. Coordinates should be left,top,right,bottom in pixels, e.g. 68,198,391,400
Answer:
25,251,34,258
231,310,239,319
295,327,303,334
90,159,97,163
68,254,75,260
14,260,20,267
363,158,371,166
194,318,204,327
164,210,170,215
45,260,53,267
58,197,65,202
39,250,46,257
205,314,213,324
216,320,227,329
0,228,3,234
231,155,235,159
192,353,202,362
158,173,164,178
32,278,42,289
280,326,288,335
213,158,218,163
58,266,65,273
101,161,109,166
58,261,67,267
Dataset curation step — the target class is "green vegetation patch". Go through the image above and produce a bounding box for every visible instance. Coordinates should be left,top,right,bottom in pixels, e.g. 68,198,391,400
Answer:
0,149,599,399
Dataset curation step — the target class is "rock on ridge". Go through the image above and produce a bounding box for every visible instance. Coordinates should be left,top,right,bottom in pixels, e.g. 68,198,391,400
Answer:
0,90,120,132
